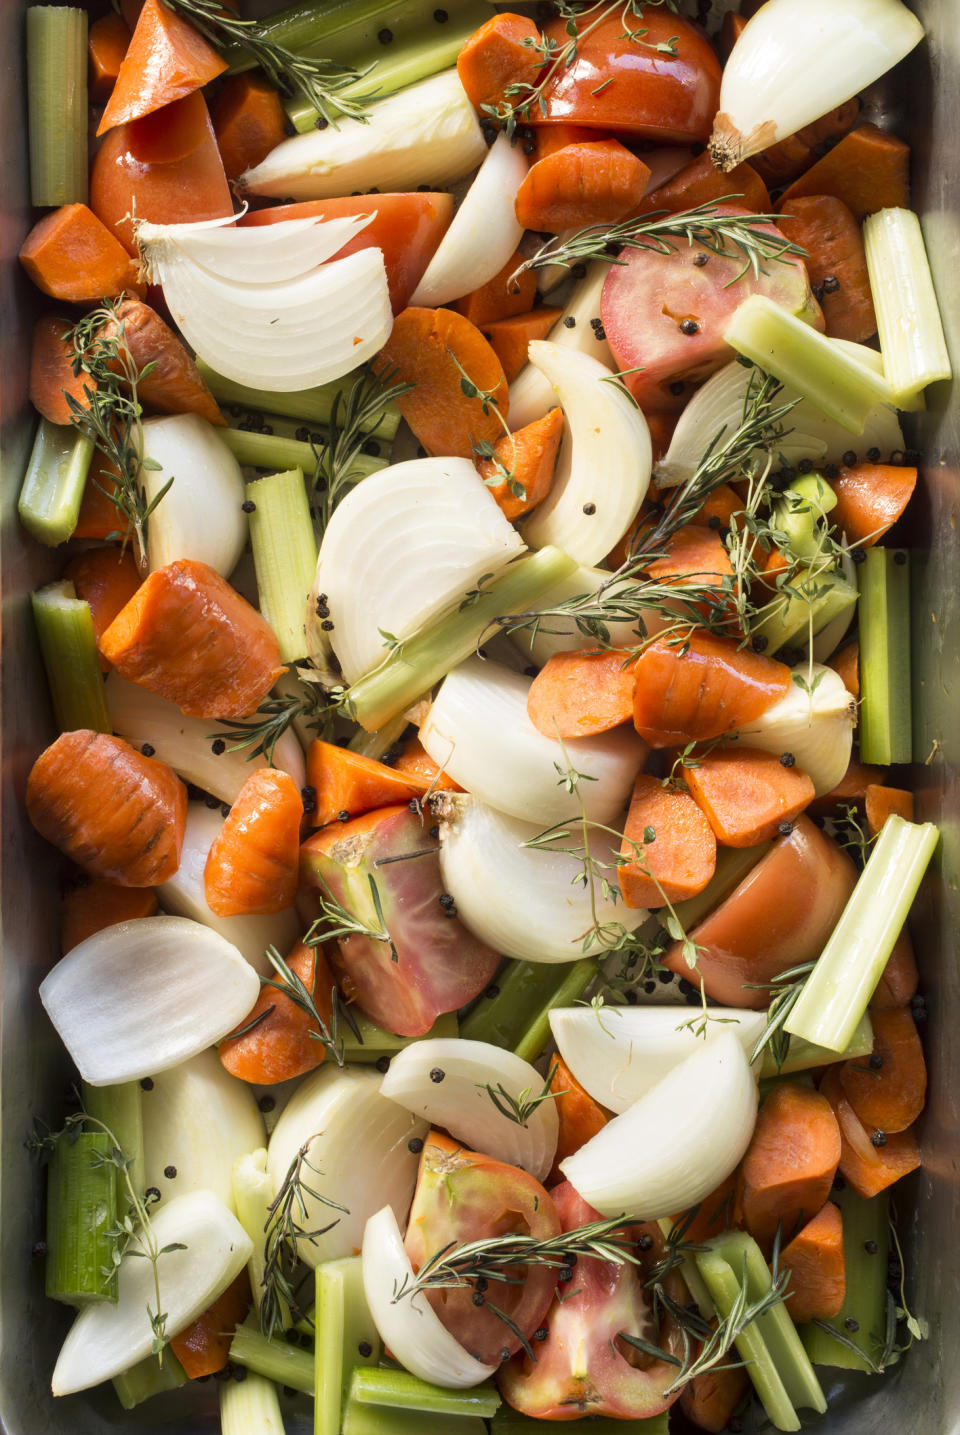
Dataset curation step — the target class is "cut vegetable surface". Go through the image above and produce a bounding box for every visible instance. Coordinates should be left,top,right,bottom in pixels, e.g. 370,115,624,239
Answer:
203,767,302,917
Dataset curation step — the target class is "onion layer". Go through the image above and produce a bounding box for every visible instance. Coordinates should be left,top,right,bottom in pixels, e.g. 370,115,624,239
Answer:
509,262,614,429
728,663,856,796
141,414,247,576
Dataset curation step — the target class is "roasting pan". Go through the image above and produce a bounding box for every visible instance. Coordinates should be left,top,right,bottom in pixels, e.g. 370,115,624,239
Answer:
1,1,957,1429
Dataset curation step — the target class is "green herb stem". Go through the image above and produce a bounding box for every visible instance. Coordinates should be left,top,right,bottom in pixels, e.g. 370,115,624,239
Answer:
18,420,93,547
27,5,87,205
31,582,112,735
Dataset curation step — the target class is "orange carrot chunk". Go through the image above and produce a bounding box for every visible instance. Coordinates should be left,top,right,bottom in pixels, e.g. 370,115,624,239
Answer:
481,308,563,383
819,1065,920,1198
532,123,598,162
777,124,910,221
211,72,288,182
392,735,462,793
475,407,563,522
99,559,285,719
632,632,792,748
204,768,303,917
780,1201,846,1323
102,298,225,426
829,463,917,546
778,195,877,343
638,149,770,218
514,140,653,232
88,11,131,104
752,99,860,186
827,638,859,699
642,523,734,597
19,204,145,303
527,647,638,740
674,1171,741,1247
61,879,158,953
738,1082,841,1249
683,746,816,848
64,546,142,670
220,941,336,1084
169,1271,252,1378
306,739,433,829
27,731,187,886
871,929,919,1010
840,1006,926,1135
680,1366,752,1435
373,307,508,460
864,783,914,838
809,757,887,814
456,12,543,113
618,772,717,909
97,0,226,135
29,314,92,427
549,1056,608,1178
454,248,537,329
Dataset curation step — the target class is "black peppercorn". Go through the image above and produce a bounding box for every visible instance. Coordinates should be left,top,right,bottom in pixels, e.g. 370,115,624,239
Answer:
777,821,794,837
669,380,686,395
141,742,155,757
871,1129,888,1147
258,1095,276,1112
378,26,393,42
822,275,841,293
869,1052,884,1069
163,1165,177,1180
562,315,576,328
780,752,795,767
375,1056,391,1074
842,450,857,467
242,499,256,513
429,1067,445,1083
408,1137,424,1154
693,252,709,267
338,809,351,823
140,1077,154,1091
582,502,597,515
212,738,226,755
865,1239,879,1254
679,318,699,335
637,1233,654,1251
867,446,881,462
358,1340,373,1357
844,1316,860,1332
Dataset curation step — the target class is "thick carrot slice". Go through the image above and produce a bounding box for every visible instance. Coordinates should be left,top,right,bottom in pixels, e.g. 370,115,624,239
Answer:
88,11,131,104
169,1271,251,1378
514,140,653,232
99,559,285,719
533,123,597,162
683,746,816,847
675,1171,741,1247
220,940,336,1084
864,783,914,837
638,149,770,218
211,72,288,182
871,930,919,1010
527,647,637,739
549,1056,608,1178
778,195,876,342
618,772,717,909
777,124,910,220
840,1007,926,1135
476,407,563,521
827,638,859,699
27,731,187,886
456,11,542,112
97,0,226,135
29,314,92,426
738,1082,841,1249
64,545,142,671
102,298,224,426
306,739,432,829
689,483,742,530
632,632,792,748
61,879,158,953
373,307,508,460
480,307,563,383
19,203,145,303
680,1366,751,1435
752,99,860,186
204,768,303,916
392,735,462,793
642,523,734,597
454,248,537,328
829,462,917,546
808,758,887,814
819,1065,920,1198
780,1201,846,1323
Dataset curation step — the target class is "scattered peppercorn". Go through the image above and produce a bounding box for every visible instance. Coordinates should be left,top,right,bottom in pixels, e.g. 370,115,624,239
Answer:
141,742,155,757
824,463,839,479
499,1349,511,1363
558,1266,573,1283
693,253,709,267
433,7,448,19
32,1241,47,1257
211,738,226,755
669,380,686,395
321,619,335,631
338,809,351,823
864,1239,879,1255
844,1316,860,1332
869,1052,884,1069
241,499,256,513
258,1094,276,1112
485,984,500,999
752,635,769,653
534,1327,548,1341
590,317,606,340
852,548,867,564
871,1129,888,1147
780,752,796,767
563,315,576,328
145,1186,162,1202
572,263,587,280
301,785,317,814
430,1068,445,1083
843,450,857,467
798,457,814,474
358,1340,373,1358
777,821,794,837
867,446,881,462
140,1077,154,1091
429,825,440,839
894,550,907,565
163,1165,177,1180
637,1233,654,1251
408,1137,424,1154
582,502,597,515
822,275,841,294
679,318,699,335
205,794,220,809
378,26,393,42
376,1056,391,1074
472,1290,486,1306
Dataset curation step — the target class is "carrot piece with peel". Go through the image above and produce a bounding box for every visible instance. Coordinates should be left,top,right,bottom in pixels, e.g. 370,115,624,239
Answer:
683,746,816,847
819,1065,920,1198
481,308,563,383
527,647,638,740
88,12,131,103
99,559,285,719
27,731,187,886
830,463,917,546
674,1171,741,1247
632,632,792,748
97,0,226,135
780,1201,846,1323
809,758,887,814
533,123,597,162
864,784,914,837
871,929,919,1010
19,204,145,303
680,1365,752,1435
212,72,288,182
61,879,158,953
840,1007,926,1135
306,739,433,829
373,307,508,460
549,1056,608,1179
456,11,542,113
738,1082,841,1249
169,1271,252,1378
219,940,336,1084
777,196,876,342
454,248,537,328
29,314,92,426
102,298,225,427
392,735,462,794
638,150,770,218
618,772,717,909
777,123,910,220
827,639,859,699
203,768,303,916
64,546,142,670
514,140,653,232
477,408,563,522
752,99,860,186
642,523,734,597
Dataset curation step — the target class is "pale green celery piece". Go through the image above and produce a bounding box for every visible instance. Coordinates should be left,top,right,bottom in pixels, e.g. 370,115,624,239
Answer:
350,1365,500,1417
347,711,411,761
725,294,893,434
492,1416,667,1435
345,547,578,732
314,1256,380,1435
672,843,770,932
45,1132,118,1306
863,207,952,403
760,1011,874,1079
18,420,94,546
247,468,319,663
196,359,400,438
223,427,385,480
229,1318,315,1393
342,1010,457,1063
31,582,112,735
342,1397,487,1435
857,547,911,765
82,1080,145,1199
800,1186,890,1371
751,568,858,655
461,961,571,1049
224,0,487,71
775,473,838,560
27,6,87,205
220,1369,286,1434
513,956,597,1064
112,1351,187,1410
232,1150,273,1312
785,815,939,1053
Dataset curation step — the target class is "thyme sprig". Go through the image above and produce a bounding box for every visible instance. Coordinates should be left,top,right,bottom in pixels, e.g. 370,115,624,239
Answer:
215,667,342,762
260,1140,348,1340
162,0,377,126
479,1061,563,1128
313,365,412,533
745,961,816,1070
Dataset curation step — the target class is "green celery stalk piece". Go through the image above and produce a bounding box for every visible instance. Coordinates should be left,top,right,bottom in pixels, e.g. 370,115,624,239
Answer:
857,546,912,765
31,582,112,734
230,1318,315,1393
350,1365,500,1417
342,1398,487,1435
18,420,93,546
314,1256,380,1435
513,957,597,1063
220,1369,285,1434
800,1186,890,1371
342,1010,457,1063
112,1351,187,1409
82,1080,145,1202
247,467,318,663
760,1011,874,1079
45,1131,119,1306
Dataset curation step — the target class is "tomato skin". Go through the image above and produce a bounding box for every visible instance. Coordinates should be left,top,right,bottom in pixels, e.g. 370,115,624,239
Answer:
498,1181,686,1420
534,9,721,143
239,194,454,314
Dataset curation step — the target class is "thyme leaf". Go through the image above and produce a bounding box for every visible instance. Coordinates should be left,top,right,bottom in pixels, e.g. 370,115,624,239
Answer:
312,365,412,534
478,1061,564,1128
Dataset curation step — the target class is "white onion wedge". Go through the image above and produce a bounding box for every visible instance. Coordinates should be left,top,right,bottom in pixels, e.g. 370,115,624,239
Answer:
141,1048,265,1213
39,917,259,1086
312,458,524,683
137,211,374,283
727,663,856,797
561,1029,758,1219
239,70,487,200
140,414,247,576
267,1066,427,1269
433,793,645,963
522,343,651,565
709,0,924,171
507,562,669,668
410,133,526,307
137,220,392,393
362,1206,497,1389
106,675,306,802
51,1190,252,1395
420,657,645,826
380,1038,558,1181
158,804,299,975
549,1005,765,1115
509,262,614,428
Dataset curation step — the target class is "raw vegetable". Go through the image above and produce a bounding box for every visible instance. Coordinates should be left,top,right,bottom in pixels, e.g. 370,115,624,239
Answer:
203,767,302,917
738,1082,841,1249
61,880,158,953
617,773,718,908
632,632,792,748
168,1270,251,1377
97,0,226,134
138,414,247,576
219,940,335,1086
777,124,911,220
30,582,112,733
19,202,143,302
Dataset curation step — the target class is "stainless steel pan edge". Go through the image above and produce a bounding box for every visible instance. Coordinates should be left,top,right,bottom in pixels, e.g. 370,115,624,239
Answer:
1,3,957,1430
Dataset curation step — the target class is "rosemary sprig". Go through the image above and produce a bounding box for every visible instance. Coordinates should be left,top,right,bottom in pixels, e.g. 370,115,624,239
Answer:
260,1140,348,1340
313,365,412,533
479,1061,563,1127
162,0,377,126
215,667,341,762
304,872,399,963
745,961,816,1070
255,942,360,1067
